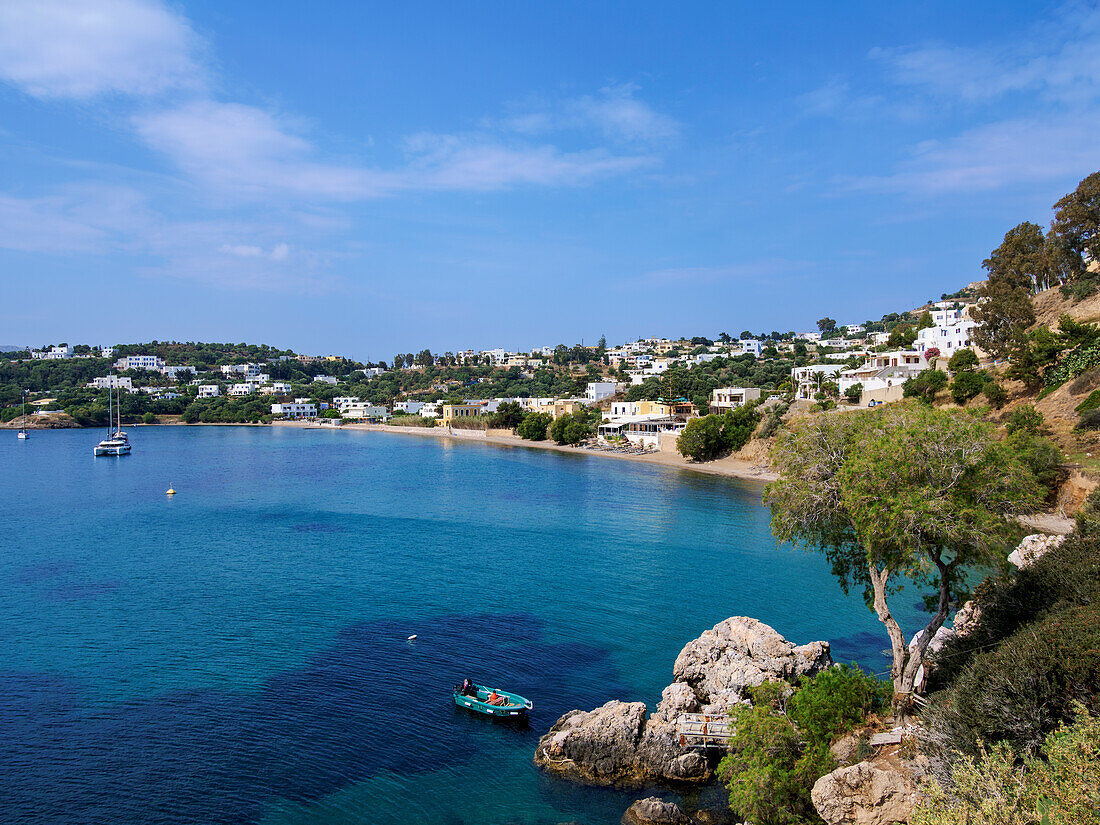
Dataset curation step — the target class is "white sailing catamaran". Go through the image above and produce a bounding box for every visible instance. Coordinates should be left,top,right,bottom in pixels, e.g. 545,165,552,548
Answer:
93,386,131,456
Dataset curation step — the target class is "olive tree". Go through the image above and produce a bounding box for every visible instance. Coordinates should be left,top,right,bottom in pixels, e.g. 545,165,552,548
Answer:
765,403,1040,716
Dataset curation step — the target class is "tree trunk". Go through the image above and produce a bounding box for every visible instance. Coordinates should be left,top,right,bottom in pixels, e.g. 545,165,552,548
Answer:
868,555,955,721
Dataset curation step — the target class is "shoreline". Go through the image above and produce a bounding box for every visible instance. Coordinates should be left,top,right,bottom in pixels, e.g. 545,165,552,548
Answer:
308,421,779,485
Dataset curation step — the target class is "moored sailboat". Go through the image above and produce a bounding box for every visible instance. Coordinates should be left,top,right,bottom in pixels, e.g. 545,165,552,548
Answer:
93,387,131,456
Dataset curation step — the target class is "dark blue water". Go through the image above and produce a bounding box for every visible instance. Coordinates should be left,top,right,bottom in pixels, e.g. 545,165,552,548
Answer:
2,427,917,824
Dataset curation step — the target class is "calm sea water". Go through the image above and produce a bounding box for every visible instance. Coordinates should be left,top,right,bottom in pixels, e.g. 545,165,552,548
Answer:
2,426,920,825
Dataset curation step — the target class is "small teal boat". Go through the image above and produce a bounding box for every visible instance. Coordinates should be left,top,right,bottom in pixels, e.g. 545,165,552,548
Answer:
453,681,533,719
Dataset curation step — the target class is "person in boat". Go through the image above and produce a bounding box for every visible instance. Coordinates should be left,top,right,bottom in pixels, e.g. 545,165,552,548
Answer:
486,690,507,706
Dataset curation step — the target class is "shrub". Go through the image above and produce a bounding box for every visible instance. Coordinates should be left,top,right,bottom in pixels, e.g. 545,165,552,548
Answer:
925,347,941,360
516,411,552,441
904,369,948,403
757,401,790,439
1005,404,1044,435
843,382,863,404
983,381,1008,409
926,605,1100,758
1006,431,1064,503
489,401,525,430
677,404,761,461
948,348,979,372
549,413,590,445
141,412,157,424
720,667,889,825
950,370,986,404
914,707,1100,825
1076,389,1100,413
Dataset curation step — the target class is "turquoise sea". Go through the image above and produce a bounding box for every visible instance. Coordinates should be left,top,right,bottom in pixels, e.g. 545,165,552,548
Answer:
2,426,922,824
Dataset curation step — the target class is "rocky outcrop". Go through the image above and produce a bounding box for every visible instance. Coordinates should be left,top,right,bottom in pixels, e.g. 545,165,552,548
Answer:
811,762,920,825
621,797,691,825
1008,533,1065,569
534,617,832,787
952,599,981,638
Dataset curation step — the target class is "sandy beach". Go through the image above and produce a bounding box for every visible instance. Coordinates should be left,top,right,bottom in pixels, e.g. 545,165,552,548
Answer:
282,420,777,484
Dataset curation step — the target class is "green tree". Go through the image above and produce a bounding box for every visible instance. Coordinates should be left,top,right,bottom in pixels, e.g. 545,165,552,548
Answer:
843,382,864,404
549,412,591,445
489,401,525,430
917,311,935,330
950,370,986,405
817,317,837,333
1050,171,1100,291
903,369,948,403
516,411,552,441
766,404,1040,715
887,323,917,349
947,348,979,372
982,221,1052,293
972,278,1036,360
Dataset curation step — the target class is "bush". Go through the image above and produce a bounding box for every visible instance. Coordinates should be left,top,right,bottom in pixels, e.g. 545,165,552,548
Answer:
549,412,590,445
1005,404,1044,435
516,411,552,441
141,412,157,424
677,404,761,461
927,605,1100,758
757,401,790,439
904,369,948,403
1007,431,1064,503
950,370,986,404
914,707,1100,825
719,667,889,825
983,381,1008,409
1076,389,1100,413
948,348,979,372
843,382,863,404
489,401,525,430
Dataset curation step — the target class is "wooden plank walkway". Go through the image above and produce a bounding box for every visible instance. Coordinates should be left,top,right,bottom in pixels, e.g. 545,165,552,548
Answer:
676,713,733,748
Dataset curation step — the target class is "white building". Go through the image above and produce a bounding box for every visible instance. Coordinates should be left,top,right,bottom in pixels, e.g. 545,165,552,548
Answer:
843,324,864,335
220,363,266,378
584,382,619,402
915,319,978,356
838,350,930,404
313,375,338,385
733,339,763,357
479,348,507,365
115,355,164,371
791,364,844,400
197,385,220,398
361,367,387,378
271,402,317,419
796,332,823,342
333,396,359,407
45,345,74,359
271,382,292,394
89,375,132,390
930,301,974,327
393,400,425,415
338,401,389,421
229,383,256,397
418,401,441,419
709,387,762,414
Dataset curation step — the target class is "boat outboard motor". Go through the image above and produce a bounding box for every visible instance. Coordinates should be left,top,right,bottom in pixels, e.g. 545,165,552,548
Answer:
461,679,476,696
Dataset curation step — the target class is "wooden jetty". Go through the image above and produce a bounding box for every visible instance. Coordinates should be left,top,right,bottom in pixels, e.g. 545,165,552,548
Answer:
676,713,733,748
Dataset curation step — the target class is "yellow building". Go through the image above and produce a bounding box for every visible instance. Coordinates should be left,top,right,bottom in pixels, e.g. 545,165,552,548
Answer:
441,402,487,424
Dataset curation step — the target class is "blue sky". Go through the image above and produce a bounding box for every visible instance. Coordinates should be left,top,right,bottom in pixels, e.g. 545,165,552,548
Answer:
2,1,1099,361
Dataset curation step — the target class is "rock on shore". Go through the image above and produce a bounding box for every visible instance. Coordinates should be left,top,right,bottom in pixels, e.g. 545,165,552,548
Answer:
534,617,832,787
811,761,920,825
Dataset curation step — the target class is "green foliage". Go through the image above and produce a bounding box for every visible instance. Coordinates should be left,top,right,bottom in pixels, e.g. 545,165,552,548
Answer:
950,370,986,405
903,369,948,403
1044,342,1100,390
719,668,889,825
1005,404,1044,435
767,404,1041,706
983,381,1008,409
914,707,1100,825
516,412,552,441
1007,328,1061,391
757,401,790,439
141,412,157,424
843,382,863,404
887,323,917,348
917,311,935,331
387,414,435,428
549,412,592,445
947,348,979,372
676,403,761,461
489,400,525,430
787,665,891,746
1075,390,1100,413
1007,430,1065,503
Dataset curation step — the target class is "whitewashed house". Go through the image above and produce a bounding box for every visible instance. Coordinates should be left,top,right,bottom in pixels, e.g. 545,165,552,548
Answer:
709,387,762,414
791,364,843,400
89,375,133,390
116,355,164,371
393,401,425,415
584,382,619,402
271,402,317,419
313,375,338,385
197,385,220,398
838,350,930,405
229,383,256,397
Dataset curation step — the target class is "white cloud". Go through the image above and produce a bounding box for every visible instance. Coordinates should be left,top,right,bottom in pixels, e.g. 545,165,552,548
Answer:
842,112,1100,195
869,6,1100,106
500,84,679,144
0,0,203,99
134,101,654,201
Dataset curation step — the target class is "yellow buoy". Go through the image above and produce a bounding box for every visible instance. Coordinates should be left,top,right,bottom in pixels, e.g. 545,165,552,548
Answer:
166,487,176,495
